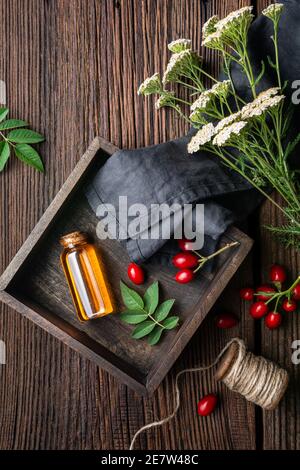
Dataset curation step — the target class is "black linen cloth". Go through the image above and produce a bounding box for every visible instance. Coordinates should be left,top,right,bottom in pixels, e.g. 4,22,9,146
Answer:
86,0,300,265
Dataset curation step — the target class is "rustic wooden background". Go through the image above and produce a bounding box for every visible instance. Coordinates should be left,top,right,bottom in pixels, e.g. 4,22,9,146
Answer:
0,0,298,450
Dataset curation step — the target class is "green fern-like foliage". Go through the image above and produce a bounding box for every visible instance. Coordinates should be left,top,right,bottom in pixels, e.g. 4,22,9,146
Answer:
265,224,300,250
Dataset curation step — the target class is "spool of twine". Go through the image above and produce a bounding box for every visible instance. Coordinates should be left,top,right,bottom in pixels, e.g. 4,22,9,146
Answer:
130,338,289,450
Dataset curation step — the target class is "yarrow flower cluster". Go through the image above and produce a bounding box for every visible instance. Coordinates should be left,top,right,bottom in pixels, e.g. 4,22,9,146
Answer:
155,91,177,110
187,123,217,154
168,38,191,53
203,6,254,48
241,88,284,119
190,81,231,121
202,31,222,48
138,73,162,96
190,92,211,112
138,5,300,252
215,112,242,132
163,50,201,84
213,121,248,147
262,3,284,21
210,80,231,98
202,16,219,38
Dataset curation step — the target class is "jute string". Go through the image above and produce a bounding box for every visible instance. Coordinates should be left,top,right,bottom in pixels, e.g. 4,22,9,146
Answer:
130,338,288,450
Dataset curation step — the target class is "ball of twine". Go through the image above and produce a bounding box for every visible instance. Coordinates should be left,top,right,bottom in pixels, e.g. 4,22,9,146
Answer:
129,338,289,450
220,339,288,410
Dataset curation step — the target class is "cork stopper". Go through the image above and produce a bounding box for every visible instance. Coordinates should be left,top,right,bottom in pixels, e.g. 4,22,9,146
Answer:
60,231,90,248
215,342,239,381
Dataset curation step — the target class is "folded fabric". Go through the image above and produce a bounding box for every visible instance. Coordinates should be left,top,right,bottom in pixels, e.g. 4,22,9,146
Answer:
85,0,299,265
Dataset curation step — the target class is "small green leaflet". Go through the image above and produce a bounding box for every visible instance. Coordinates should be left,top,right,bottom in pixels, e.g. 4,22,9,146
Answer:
119,310,148,324
154,299,175,321
15,144,44,172
144,281,159,314
132,321,156,339
163,316,179,329
119,280,179,346
0,107,45,173
0,141,10,172
0,119,28,130
8,129,44,143
120,281,144,310
147,326,163,345
0,108,9,123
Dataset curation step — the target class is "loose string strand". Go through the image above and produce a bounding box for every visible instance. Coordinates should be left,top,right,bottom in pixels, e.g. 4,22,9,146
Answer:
129,338,288,450
129,337,241,450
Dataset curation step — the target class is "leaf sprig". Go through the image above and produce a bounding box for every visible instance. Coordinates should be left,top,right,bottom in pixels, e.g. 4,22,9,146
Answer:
0,107,45,172
119,280,179,345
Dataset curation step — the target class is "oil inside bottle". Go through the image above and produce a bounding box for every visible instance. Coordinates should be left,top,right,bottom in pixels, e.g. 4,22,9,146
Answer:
60,231,114,321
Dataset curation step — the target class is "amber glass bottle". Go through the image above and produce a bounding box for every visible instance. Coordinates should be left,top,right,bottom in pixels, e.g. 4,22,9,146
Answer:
60,231,114,321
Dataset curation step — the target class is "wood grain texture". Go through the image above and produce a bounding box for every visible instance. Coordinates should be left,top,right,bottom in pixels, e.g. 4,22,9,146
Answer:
0,0,257,450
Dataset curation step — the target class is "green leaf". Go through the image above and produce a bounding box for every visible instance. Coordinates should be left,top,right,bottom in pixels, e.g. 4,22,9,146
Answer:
154,299,175,322
0,119,28,130
0,108,9,122
120,311,148,325
148,326,164,345
284,132,300,160
14,144,44,172
0,141,10,172
8,129,44,143
132,321,155,339
144,281,159,314
162,316,179,330
120,281,144,310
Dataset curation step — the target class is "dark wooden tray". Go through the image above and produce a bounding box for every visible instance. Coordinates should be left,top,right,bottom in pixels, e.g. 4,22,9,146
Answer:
0,137,253,395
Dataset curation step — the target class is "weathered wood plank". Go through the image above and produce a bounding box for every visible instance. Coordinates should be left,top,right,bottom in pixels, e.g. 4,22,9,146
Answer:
0,0,255,449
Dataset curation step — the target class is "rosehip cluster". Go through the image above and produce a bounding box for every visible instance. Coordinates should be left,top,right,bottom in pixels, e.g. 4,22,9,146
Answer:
126,239,238,286
240,264,300,330
173,238,238,284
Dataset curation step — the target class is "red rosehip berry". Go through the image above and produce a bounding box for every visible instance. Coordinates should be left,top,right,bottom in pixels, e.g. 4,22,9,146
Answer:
178,238,195,251
265,311,282,329
215,313,238,329
292,284,300,301
250,301,268,319
172,252,199,269
127,262,145,285
269,264,286,284
240,287,254,301
197,394,218,417
175,269,195,284
255,285,276,302
282,298,297,312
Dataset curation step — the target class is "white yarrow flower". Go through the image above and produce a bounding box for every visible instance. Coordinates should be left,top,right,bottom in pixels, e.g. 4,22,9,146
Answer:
187,123,216,154
262,3,284,21
202,30,222,48
241,101,265,119
190,92,212,112
163,50,192,84
255,87,280,103
168,38,191,53
216,6,253,31
202,15,219,38
241,90,284,119
210,80,231,98
215,111,242,132
138,73,161,95
213,121,248,146
155,91,176,109
261,94,285,110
